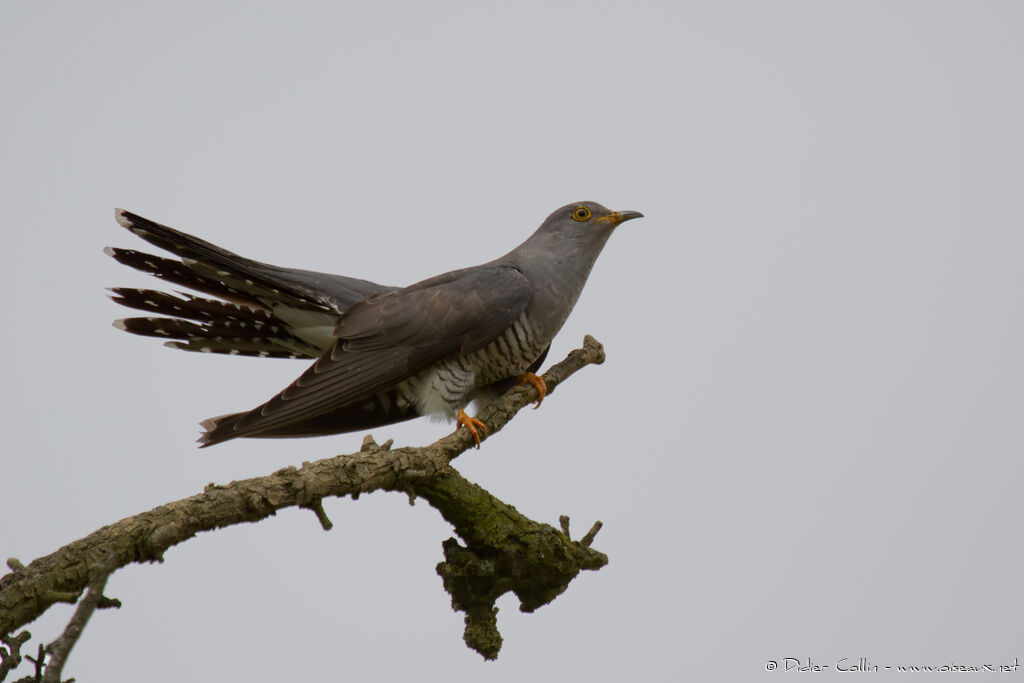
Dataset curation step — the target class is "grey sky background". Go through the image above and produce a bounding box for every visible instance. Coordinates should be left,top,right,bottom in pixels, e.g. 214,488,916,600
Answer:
2,2,1021,680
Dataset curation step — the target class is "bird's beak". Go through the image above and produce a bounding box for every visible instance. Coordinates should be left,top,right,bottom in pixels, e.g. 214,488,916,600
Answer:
599,210,644,227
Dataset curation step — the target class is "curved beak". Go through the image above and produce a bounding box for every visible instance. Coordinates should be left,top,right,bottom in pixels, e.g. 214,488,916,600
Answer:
599,210,644,227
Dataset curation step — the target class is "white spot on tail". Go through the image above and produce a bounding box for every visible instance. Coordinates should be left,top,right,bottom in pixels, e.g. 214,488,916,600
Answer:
115,209,133,228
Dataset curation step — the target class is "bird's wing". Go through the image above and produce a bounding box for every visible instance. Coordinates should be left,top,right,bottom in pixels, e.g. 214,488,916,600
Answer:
224,265,533,436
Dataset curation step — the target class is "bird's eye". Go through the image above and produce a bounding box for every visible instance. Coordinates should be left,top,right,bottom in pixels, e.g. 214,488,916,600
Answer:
572,206,592,221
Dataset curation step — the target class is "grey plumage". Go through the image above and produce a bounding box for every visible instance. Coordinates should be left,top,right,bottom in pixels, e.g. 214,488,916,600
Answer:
107,202,642,446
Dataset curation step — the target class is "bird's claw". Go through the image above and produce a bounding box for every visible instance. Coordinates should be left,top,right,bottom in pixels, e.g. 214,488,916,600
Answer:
518,372,547,409
456,408,487,448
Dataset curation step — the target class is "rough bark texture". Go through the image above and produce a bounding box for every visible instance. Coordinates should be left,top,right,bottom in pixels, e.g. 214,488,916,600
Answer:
0,336,609,662
422,470,608,658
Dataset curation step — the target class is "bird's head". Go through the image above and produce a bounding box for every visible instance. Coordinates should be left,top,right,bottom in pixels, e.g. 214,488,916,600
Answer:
542,201,644,239
508,201,644,267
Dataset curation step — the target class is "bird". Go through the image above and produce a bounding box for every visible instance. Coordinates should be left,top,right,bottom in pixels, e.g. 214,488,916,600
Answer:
106,202,643,447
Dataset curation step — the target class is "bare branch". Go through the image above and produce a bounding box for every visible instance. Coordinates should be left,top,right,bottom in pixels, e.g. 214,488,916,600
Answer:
580,521,604,548
0,630,30,682
23,643,46,682
0,336,608,644
42,555,118,683
300,497,334,531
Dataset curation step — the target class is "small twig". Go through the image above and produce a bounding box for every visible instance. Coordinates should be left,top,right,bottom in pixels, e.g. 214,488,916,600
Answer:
579,521,603,548
5,559,24,572
43,555,118,683
96,595,122,610
24,643,46,682
0,630,31,682
300,497,334,531
559,515,571,537
558,515,603,546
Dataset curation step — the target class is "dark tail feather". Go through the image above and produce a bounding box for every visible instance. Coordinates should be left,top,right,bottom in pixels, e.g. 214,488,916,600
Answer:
114,210,328,307
108,287,274,323
104,247,263,306
112,316,319,358
112,209,396,310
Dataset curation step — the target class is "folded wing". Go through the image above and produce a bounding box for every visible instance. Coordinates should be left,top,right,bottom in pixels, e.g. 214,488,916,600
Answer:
204,265,533,442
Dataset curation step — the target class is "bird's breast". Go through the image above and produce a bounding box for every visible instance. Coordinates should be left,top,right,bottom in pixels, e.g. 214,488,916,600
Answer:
408,313,549,418
468,313,548,385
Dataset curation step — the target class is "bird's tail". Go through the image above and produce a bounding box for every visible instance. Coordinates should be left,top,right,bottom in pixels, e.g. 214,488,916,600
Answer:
106,209,344,358
106,208,405,446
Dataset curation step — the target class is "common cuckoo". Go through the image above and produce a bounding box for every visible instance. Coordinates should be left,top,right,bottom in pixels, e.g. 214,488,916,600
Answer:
106,202,642,447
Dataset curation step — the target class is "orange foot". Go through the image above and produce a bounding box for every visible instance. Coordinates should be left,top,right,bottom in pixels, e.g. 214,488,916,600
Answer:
518,372,547,409
456,407,488,448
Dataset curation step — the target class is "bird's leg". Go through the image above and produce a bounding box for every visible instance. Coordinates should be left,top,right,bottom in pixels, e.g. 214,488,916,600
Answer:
456,407,487,448
517,372,547,409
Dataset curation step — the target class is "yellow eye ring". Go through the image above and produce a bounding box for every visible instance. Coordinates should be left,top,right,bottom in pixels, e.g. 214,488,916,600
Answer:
572,206,592,221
